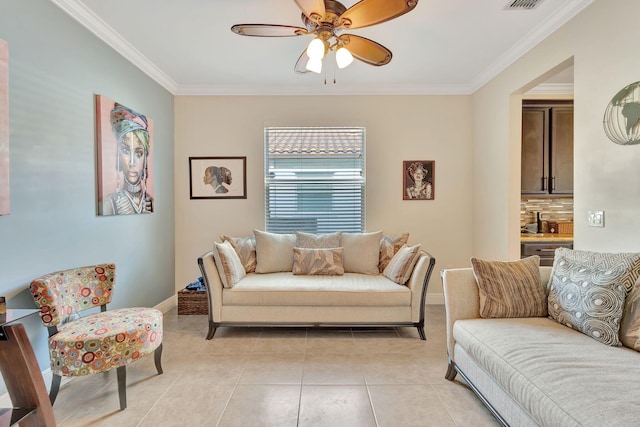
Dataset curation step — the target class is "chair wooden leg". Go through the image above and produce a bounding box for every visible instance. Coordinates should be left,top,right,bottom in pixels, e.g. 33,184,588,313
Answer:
49,374,62,406
116,366,127,410
154,343,163,375
206,321,218,340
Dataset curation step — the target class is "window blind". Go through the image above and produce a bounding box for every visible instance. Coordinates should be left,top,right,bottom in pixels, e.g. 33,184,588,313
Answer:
265,126,365,234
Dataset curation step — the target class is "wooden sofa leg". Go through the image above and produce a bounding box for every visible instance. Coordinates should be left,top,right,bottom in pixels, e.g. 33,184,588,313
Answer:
445,360,458,380
416,325,426,340
206,321,218,340
154,343,163,375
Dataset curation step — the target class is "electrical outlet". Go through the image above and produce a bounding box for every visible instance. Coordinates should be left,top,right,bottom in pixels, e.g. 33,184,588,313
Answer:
588,210,604,227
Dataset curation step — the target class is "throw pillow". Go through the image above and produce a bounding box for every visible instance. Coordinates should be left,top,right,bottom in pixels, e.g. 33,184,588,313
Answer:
220,235,256,273
620,280,640,351
378,233,410,273
383,244,421,285
253,230,296,273
551,248,640,293
295,231,342,248
212,240,246,288
341,231,383,275
471,256,547,319
548,255,627,346
292,247,345,276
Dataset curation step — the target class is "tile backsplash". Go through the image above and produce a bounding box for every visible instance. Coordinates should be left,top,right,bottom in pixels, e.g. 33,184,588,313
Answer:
520,197,574,227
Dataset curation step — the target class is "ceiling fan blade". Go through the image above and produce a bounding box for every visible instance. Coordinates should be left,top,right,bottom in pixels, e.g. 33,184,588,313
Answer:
338,34,392,66
295,50,311,74
337,0,418,30
294,0,326,22
231,24,308,37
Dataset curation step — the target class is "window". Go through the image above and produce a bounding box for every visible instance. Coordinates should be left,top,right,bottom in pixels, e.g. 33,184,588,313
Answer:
265,126,365,233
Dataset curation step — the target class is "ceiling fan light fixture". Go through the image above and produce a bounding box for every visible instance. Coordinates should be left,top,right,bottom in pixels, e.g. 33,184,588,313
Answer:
306,37,326,59
336,46,354,68
306,57,323,73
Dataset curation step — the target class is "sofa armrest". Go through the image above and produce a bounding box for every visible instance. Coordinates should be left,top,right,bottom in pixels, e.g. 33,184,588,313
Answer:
442,266,554,361
197,251,224,322
406,251,436,324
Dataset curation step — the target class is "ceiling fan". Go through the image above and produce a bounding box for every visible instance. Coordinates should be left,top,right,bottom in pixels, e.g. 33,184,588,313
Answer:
231,0,419,75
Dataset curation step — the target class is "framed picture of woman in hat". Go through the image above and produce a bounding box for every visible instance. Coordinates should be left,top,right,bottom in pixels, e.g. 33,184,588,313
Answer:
96,95,154,216
403,160,434,200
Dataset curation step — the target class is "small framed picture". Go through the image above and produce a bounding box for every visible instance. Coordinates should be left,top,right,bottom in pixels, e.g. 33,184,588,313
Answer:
403,160,435,200
189,156,247,199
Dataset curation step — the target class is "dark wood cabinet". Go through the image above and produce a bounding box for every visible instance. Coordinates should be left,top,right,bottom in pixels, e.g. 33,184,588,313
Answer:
521,241,574,266
521,103,573,195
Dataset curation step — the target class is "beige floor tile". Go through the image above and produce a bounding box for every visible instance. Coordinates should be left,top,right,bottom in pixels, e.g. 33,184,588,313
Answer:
298,385,376,427
138,382,235,427
369,385,457,427
50,305,503,427
302,352,366,385
361,353,432,385
239,353,304,384
217,384,300,427
432,380,502,427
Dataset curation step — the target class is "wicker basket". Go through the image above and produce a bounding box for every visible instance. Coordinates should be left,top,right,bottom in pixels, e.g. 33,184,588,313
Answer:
177,289,208,315
557,221,574,234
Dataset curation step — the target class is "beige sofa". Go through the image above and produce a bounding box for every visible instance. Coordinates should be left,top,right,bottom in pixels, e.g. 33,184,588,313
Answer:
442,266,640,427
197,239,435,340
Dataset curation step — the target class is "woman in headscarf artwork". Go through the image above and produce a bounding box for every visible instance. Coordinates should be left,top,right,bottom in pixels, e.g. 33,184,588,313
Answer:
97,95,154,215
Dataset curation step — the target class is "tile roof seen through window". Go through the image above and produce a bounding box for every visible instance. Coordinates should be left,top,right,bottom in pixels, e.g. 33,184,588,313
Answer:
267,127,363,156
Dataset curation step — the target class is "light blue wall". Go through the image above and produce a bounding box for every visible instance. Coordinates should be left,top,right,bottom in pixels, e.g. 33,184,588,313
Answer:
0,0,175,393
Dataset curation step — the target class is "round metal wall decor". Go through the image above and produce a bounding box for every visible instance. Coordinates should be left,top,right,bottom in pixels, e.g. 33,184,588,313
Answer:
603,81,640,145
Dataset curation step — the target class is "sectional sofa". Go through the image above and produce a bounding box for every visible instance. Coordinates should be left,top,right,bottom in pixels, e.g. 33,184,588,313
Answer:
442,249,640,427
197,230,436,340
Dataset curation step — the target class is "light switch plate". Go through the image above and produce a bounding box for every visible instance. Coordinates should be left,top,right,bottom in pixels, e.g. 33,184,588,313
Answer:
588,210,604,227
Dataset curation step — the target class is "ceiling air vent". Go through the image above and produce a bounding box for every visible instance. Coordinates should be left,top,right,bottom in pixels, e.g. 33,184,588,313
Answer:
505,0,544,10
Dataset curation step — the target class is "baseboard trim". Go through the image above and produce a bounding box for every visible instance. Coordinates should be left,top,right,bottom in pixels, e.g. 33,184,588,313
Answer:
425,293,444,305
156,294,178,313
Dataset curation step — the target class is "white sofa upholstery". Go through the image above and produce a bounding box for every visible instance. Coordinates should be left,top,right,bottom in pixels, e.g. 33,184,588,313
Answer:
442,267,640,427
198,250,435,340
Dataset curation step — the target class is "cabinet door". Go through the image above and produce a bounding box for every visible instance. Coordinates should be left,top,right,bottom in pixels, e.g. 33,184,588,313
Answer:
521,108,549,194
550,107,574,194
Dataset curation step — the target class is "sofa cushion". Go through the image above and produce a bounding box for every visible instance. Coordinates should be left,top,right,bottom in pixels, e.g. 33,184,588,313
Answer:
295,231,342,248
470,256,547,318
383,244,421,285
378,233,409,272
620,280,640,351
221,235,256,273
223,272,410,307
254,230,296,273
548,254,627,346
341,231,383,275
453,317,640,427
292,247,344,276
213,240,246,288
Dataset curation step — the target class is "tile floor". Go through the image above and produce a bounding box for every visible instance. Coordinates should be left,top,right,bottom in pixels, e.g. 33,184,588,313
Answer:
48,305,500,426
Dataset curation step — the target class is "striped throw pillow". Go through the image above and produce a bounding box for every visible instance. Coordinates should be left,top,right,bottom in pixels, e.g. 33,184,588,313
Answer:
471,256,546,318
383,244,421,285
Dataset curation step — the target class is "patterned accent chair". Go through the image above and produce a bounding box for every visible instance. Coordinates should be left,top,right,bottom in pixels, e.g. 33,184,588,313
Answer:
29,263,163,410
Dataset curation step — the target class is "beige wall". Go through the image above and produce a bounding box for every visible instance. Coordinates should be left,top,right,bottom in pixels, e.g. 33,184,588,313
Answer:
472,0,640,259
175,95,472,301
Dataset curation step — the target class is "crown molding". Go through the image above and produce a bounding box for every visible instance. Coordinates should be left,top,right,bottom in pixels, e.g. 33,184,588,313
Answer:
174,83,474,96
51,0,178,94
526,83,574,95
469,0,593,93
52,0,590,97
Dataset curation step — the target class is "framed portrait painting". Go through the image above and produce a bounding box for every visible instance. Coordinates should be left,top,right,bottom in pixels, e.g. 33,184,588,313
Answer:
403,160,435,200
0,39,8,215
96,95,154,216
189,156,247,199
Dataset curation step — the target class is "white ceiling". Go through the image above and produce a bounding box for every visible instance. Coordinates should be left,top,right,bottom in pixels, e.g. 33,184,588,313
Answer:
54,0,591,95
